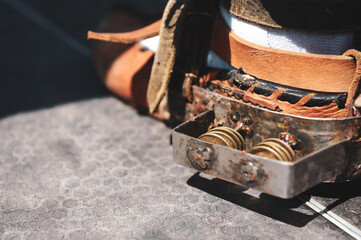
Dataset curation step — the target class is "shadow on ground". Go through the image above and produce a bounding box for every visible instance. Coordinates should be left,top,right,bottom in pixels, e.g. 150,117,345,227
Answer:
187,172,319,227
187,172,361,228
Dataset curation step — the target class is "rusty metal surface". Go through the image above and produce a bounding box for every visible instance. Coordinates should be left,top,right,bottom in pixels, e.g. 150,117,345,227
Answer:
185,86,361,181
189,87,361,154
173,110,350,198
0,97,357,240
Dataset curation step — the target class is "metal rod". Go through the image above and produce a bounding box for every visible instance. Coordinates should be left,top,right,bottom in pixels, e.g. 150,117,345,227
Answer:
298,195,361,240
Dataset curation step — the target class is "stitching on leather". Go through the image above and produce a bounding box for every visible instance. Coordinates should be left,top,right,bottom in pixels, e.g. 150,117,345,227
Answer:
210,80,347,110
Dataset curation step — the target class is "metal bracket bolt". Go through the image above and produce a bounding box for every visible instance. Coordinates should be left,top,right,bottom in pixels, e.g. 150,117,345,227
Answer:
231,113,253,137
235,160,265,186
187,146,214,170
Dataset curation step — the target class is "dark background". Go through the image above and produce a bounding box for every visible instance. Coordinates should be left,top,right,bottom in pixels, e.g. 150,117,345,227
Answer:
0,0,167,118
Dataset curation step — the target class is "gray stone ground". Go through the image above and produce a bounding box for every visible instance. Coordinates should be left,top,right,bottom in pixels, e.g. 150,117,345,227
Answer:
0,97,353,240
0,0,358,239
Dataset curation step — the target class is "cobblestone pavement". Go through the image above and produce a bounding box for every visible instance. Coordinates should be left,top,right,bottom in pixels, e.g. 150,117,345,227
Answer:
0,97,353,240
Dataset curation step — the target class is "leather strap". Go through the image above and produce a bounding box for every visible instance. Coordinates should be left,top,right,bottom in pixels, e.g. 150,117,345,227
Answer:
209,79,348,118
210,16,358,93
88,19,161,44
104,43,154,108
147,0,191,113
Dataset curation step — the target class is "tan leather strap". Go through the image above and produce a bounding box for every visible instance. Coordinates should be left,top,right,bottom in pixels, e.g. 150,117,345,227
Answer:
210,16,357,93
88,19,161,44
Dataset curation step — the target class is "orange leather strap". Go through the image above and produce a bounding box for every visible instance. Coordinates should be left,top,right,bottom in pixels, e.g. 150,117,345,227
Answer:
88,19,161,44
210,17,357,93
105,44,154,108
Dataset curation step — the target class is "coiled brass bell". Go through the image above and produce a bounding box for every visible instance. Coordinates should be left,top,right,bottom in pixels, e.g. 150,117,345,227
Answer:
249,138,296,162
198,126,245,150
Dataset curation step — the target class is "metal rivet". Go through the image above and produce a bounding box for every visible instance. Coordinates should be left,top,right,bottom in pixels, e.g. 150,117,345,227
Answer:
231,112,240,122
236,160,265,185
187,146,214,170
241,115,253,125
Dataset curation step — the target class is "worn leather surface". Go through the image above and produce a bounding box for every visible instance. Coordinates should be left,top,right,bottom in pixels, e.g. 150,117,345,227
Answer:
145,0,361,116
88,6,174,120
210,16,358,94
147,0,191,114
97,40,171,119
90,1,361,119
207,79,348,118
224,0,361,32
209,16,361,118
104,43,153,108
89,9,157,109
88,19,161,44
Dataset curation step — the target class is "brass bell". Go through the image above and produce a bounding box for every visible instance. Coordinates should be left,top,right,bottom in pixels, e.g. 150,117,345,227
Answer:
198,126,245,150
249,138,296,162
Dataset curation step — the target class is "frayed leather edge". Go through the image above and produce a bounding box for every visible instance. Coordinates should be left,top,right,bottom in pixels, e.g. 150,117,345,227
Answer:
88,19,161,44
